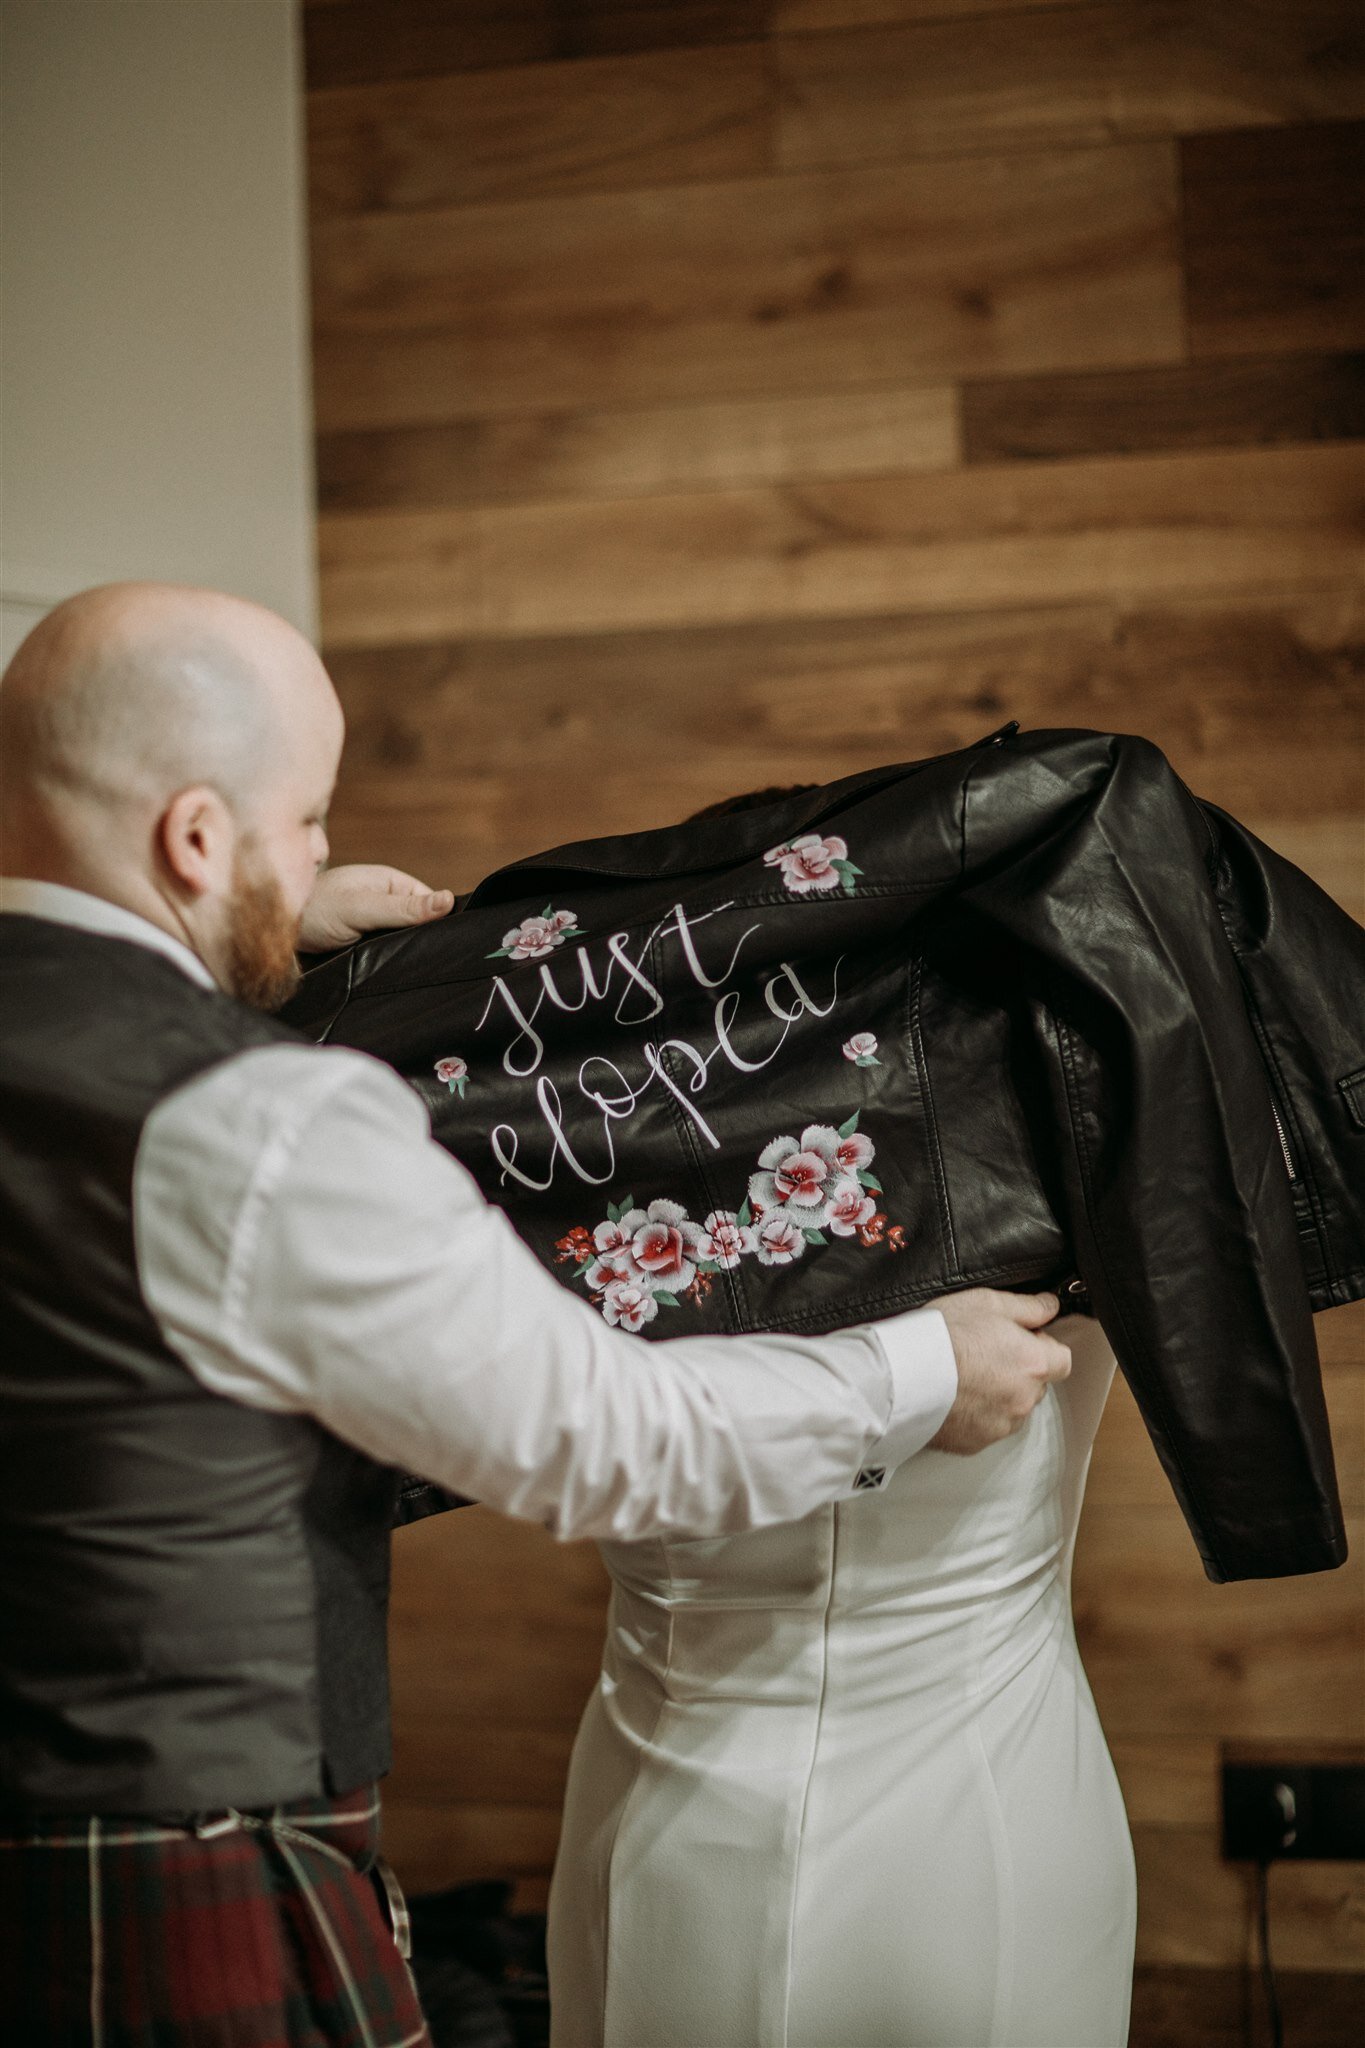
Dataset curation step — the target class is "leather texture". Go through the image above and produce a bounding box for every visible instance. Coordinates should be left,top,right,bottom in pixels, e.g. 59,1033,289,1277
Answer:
0,920,397,1814
283,727,1364,1584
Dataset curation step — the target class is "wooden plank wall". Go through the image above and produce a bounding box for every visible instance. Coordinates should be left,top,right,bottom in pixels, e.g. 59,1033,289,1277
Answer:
302,0,1365,2019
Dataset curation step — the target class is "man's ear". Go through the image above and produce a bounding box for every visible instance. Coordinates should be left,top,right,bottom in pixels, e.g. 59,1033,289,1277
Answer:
157,784,236,899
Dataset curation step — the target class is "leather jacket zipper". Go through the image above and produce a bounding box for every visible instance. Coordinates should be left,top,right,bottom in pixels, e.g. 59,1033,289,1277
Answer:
1269,1098,1298,1183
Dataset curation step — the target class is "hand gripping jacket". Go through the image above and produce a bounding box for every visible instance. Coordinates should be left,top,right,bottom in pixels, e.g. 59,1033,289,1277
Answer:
284,727,1365,1583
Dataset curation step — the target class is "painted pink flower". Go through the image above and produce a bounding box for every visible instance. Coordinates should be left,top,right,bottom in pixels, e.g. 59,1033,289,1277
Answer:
488,906,582,960
696,1209,757,1270
601,1282,659,1333
433,1055,468,1097
834,1128,875,1176
753,1213,807,1267
827,1177,878,1238
842,1032,880,1065
748,1124,844,1224
763,831,849,895
502,915,560,959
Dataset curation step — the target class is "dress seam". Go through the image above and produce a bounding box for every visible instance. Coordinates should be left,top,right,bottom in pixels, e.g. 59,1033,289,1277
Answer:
598,1550,674,2048
777,1503,838,2048
969,1594,1017,2048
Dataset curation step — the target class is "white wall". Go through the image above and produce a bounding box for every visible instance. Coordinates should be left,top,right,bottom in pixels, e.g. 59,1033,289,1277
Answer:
0,0,317,664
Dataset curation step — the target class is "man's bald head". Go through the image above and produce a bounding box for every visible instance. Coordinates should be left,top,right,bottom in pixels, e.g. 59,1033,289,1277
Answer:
1,582,330,827
0,582,345,997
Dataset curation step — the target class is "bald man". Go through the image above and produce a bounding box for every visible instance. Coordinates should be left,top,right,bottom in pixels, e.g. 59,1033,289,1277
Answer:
0,584,1070,2047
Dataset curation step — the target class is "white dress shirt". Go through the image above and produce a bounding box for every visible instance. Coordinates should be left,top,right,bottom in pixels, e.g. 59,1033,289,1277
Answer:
0,879,959,1543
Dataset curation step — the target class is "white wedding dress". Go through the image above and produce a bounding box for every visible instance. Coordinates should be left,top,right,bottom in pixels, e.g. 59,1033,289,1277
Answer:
546,1314,1136,2048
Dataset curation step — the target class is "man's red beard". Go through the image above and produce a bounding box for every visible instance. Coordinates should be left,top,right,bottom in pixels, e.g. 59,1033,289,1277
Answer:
223,847,303,1011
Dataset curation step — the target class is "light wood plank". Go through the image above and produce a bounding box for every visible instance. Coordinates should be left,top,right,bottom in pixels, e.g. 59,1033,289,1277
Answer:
322,587,1365,835
380,1796,562,1892
1072,1509,1365,1741
1132,1825,1365,1970
389,1716,578,1807
310,140,1182,427
391,1505,609,1624
1090,1352,1363,1513
1108,1737,1221,1828
777,4,1365,170
316,383,959,514
317,443,1365,645
1184,120,1365,358
308,43,772,215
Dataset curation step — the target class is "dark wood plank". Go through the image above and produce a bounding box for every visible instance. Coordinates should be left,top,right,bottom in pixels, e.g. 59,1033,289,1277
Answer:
303,2,554,90
775,0,1093,26
304,0,766,91
1184,119,1365,357
315,384,958,513
961,352,1365,463
1131,1966,1365,2048
777,4,1365,169
307,43,772,215
309,141,1182,426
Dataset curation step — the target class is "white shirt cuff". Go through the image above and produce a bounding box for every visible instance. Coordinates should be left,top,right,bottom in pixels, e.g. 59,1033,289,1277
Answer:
852,1307,958,1491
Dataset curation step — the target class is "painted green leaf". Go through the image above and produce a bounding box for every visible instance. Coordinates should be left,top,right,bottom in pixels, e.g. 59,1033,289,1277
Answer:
857,1171,883,1193
803,1228,828,1247
485,946,509,959
654,1291,681,1309
838,1111,860,1138
696,1260,720,1276
737,1199,753,1227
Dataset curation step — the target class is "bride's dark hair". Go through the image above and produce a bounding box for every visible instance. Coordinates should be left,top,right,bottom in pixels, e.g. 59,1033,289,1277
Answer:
685,783,817,823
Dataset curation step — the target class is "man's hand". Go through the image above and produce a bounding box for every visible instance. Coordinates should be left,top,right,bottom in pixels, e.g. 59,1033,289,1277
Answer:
298,864,455,952
926,1288,1072,1454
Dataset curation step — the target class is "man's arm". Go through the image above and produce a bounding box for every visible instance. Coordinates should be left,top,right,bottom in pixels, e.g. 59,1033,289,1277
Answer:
135,1046,1066,1543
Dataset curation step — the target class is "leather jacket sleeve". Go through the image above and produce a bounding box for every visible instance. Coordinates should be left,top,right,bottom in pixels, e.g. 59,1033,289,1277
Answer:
958,732,1347,1582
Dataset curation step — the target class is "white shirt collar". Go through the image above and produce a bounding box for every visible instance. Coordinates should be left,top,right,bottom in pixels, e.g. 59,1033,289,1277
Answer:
0,877,219,990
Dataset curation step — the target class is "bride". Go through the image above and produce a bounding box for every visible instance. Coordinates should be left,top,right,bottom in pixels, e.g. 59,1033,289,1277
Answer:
546,1305,1135,2048
544,781,1136,2047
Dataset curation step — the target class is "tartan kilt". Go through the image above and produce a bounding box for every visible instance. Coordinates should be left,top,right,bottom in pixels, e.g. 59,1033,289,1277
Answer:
0,1784,431,2048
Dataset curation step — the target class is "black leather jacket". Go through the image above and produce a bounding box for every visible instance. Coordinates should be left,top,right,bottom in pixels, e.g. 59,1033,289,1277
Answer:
285,726,1364,1583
